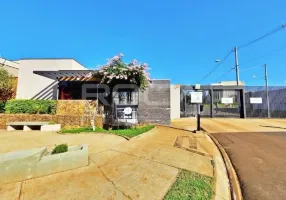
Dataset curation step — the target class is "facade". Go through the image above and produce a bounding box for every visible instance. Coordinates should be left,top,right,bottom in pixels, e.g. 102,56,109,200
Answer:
16,59,86,99
7,58,171,125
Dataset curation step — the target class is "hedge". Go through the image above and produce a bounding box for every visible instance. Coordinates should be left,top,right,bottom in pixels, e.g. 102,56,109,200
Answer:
5,100,57,114
0,102,6,113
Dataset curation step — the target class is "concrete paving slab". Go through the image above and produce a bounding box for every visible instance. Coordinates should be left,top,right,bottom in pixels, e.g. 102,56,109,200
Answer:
111,141,213,177
19,163,128,200
0,182,21,200
90,150,179,200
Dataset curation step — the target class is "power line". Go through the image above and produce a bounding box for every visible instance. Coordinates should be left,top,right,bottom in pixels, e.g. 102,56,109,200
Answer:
215,66,235,82
238,24,286,49
240,65,264,72
198,49,233,83
240,45,286,67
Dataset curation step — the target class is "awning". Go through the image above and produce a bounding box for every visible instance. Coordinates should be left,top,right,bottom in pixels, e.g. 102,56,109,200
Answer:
33,70,100,81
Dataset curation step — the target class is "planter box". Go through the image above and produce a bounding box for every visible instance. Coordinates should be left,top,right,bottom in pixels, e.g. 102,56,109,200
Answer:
41,124,61,132
0,145,88,185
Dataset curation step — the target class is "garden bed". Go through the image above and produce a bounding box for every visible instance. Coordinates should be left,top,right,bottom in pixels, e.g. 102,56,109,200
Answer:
164,170,214,200
59,125,155,138
0,144,88,185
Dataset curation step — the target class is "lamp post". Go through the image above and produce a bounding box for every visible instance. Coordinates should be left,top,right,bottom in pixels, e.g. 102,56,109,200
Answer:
264,64,270,118
215,46,240,86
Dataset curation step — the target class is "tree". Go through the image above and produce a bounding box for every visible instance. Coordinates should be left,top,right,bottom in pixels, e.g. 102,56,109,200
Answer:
85,100,98,131
0,67,14,101
86,53,152,91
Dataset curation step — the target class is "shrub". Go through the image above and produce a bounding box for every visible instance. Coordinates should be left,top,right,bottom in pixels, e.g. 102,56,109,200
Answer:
5,100,57,114
51,144,68,155
0,67,15,101
48,121,57,125
0,101,6,113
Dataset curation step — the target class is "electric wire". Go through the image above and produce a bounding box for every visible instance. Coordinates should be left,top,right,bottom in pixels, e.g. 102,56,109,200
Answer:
239,45,286,67
198,49,233,83
240,65,264,72
215,66,235,82
238,24,286,49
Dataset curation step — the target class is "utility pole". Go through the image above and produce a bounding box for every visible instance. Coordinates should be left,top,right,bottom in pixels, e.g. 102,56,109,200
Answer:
264,64,270,118
234,46,240,86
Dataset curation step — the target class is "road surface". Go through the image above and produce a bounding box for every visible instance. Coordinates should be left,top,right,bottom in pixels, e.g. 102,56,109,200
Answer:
212,132,286,200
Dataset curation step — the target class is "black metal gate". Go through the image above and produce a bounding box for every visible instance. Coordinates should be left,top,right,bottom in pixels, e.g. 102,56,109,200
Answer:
181,89,212,117
212,89,241,118
181,85,245,118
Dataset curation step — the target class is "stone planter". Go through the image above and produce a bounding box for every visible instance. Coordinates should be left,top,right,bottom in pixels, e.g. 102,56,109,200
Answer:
41,124,61,132
0,145,89,185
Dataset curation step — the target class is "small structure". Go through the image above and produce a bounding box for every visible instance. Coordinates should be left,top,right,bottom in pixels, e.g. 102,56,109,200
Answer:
7,122,61,132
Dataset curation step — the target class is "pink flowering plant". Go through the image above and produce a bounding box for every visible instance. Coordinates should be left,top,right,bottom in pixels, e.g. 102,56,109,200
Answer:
87,54,152,90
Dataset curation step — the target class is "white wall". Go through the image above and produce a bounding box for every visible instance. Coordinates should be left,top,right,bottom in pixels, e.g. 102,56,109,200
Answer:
0,58,19,77
16,59,86,99
170,85,181,119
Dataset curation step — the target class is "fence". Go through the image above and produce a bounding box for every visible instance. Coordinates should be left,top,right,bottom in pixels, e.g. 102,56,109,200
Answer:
245,86,286,118
181,85,286,118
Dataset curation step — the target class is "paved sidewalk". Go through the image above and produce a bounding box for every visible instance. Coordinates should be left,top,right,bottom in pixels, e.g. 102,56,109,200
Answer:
0,127,216,200
172,118,286,133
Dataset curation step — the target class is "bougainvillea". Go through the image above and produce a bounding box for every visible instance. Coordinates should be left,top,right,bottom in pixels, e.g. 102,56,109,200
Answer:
87,54,152,90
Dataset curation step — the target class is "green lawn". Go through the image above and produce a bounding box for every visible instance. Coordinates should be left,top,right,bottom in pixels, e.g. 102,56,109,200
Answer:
60,125,155,138
164,170,214,200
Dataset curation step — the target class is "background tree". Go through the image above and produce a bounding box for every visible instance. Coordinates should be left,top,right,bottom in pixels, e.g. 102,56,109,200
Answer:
0,67,14,101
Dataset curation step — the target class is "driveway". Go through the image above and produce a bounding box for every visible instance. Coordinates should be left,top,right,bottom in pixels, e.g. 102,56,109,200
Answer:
0,127,216,200
213,132,286,200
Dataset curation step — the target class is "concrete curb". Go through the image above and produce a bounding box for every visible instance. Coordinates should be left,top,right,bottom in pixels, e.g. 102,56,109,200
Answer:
207,133,243,200
128,126,156,141
57,132,130,141
153,124,195,133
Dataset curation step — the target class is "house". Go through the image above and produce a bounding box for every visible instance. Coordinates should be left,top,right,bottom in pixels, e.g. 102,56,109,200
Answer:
0,58,19,77
2,58,171,125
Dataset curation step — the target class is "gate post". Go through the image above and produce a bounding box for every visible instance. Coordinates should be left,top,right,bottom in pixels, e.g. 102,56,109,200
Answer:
210,88,214,118
241,88,246,118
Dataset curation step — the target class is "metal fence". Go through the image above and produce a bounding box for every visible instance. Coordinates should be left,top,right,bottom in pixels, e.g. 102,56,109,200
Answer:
245,86,286,118
181,85,286,118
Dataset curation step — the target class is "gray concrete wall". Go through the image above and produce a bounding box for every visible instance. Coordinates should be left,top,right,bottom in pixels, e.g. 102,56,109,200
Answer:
138,80,170,125
16,59,86,99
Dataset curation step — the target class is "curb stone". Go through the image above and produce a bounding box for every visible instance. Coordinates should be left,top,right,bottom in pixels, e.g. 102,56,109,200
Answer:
207,133,243,200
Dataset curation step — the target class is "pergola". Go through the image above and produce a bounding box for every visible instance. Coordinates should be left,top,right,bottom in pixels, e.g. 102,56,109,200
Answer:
33,70,100,81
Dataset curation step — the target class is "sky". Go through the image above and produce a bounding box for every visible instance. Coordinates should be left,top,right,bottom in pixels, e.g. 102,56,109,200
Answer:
1,0,286,86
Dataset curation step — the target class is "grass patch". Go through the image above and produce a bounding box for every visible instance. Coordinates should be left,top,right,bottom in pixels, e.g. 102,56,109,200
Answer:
164,170,214,200
60,125,155,138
